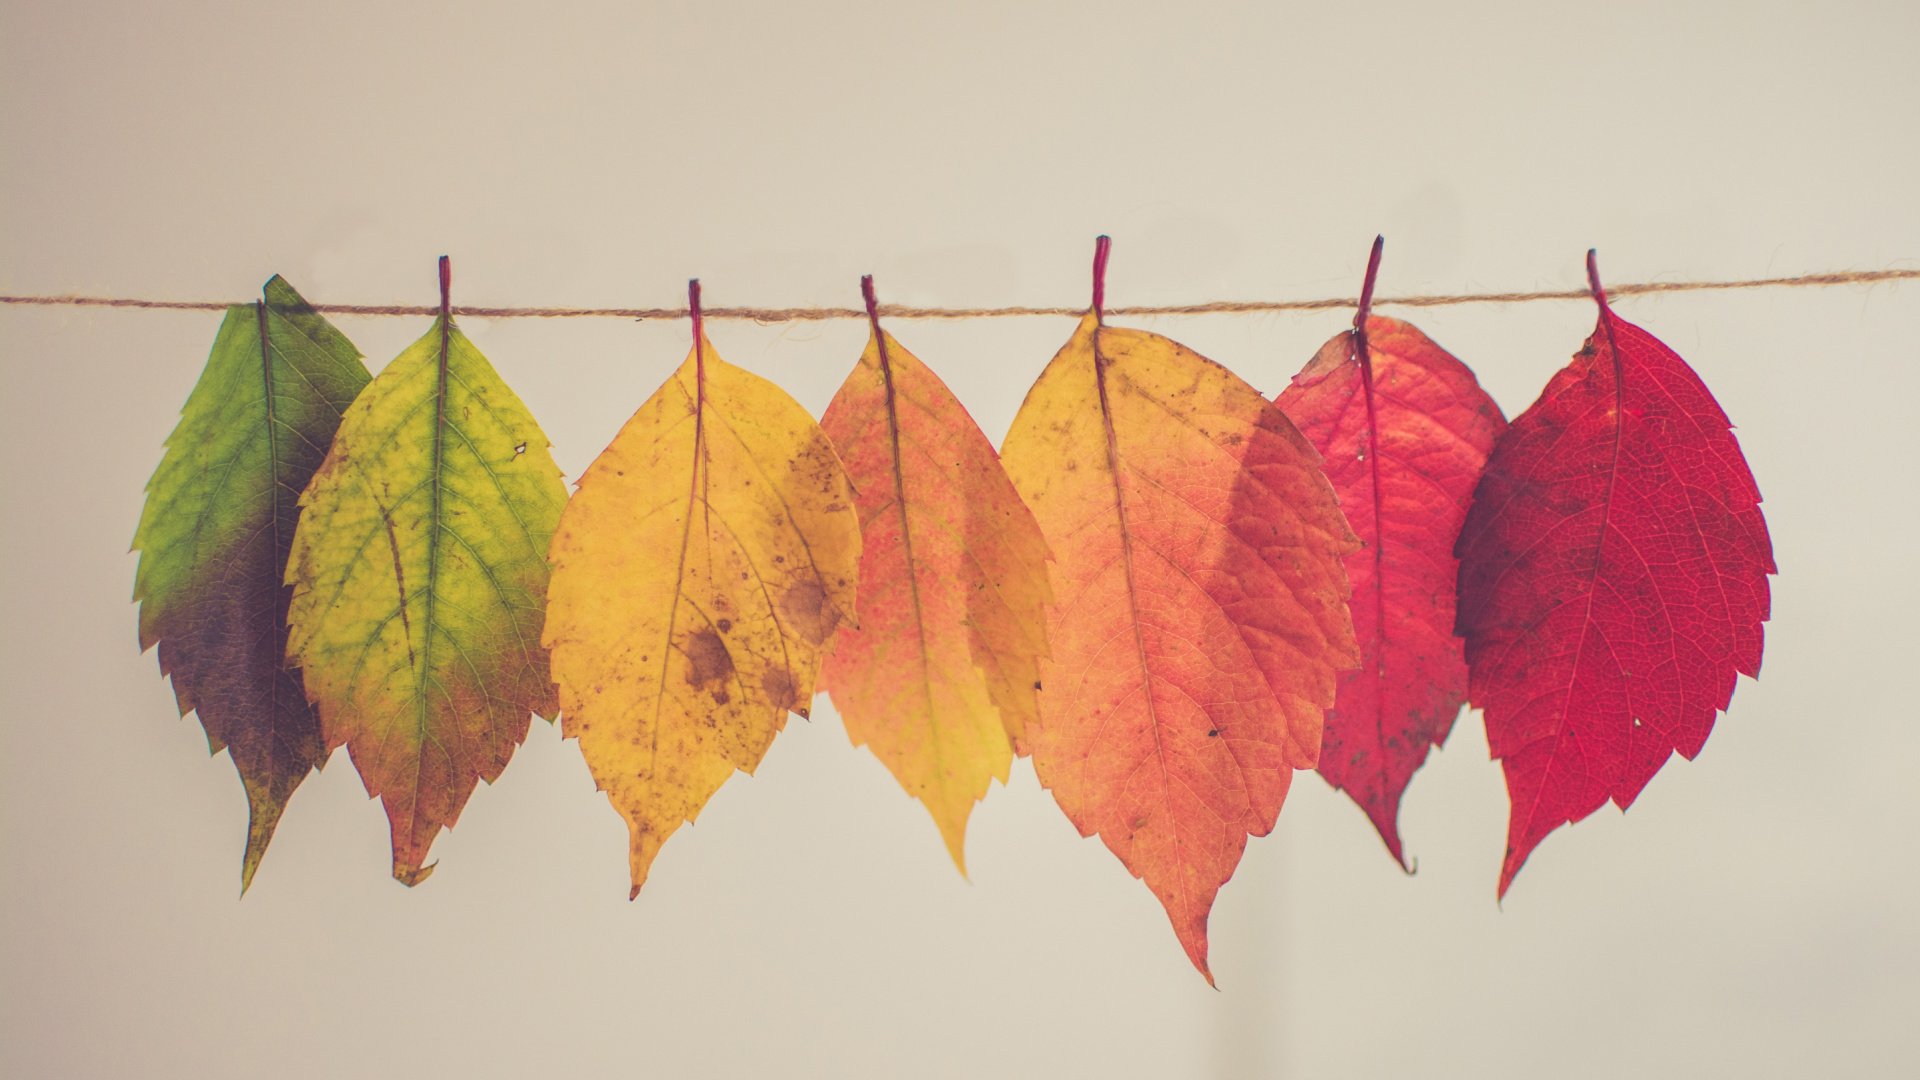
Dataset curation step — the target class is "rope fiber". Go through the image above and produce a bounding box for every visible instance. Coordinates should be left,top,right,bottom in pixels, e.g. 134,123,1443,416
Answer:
2,267,1912,322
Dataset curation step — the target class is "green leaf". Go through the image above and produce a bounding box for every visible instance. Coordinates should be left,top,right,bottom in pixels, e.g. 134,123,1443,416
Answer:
132,276,370,893
285,307,567,884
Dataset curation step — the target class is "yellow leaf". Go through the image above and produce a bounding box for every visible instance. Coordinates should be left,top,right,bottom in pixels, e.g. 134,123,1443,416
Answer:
544,289,862,895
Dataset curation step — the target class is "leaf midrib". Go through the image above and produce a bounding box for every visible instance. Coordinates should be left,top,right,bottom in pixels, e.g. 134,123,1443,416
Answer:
1512,325,1629,874
410,315,453,832
1087,325,1190,931
875,341,952,809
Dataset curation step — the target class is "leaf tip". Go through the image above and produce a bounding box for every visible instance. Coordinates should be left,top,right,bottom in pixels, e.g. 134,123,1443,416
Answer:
1373,817,1409,873
627,820,665,898
1496,844,1526,901
1174,922,1215,986
239,793,288,897
393,858,438,887
934,814,973,881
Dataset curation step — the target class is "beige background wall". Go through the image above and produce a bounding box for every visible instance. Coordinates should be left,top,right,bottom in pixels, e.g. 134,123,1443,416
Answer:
3,1,1916,1076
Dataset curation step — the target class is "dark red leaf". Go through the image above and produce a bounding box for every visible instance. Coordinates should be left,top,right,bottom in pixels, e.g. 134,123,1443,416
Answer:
1455,252,1775,897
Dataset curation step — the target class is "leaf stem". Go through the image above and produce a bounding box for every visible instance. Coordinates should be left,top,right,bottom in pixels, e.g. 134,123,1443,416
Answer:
689,279,704,382
860,274,882,338
1091,235,1112,324
1586,248,1611,313
1354,234,1384,343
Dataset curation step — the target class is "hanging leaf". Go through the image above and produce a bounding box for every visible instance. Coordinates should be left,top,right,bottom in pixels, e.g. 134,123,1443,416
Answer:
543,282,862,896
1275,238,1506,867
1455,252,1774,897
133,277,370,892
284,258,567,884
817,277,1051,874
1000,238,1359,981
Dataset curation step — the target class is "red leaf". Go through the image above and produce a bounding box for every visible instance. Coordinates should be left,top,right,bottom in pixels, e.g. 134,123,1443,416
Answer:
1455,252,1774,897
1276,239,1506,866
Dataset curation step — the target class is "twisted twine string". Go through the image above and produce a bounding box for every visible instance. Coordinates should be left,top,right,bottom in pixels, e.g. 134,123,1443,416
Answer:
2,267,1912,322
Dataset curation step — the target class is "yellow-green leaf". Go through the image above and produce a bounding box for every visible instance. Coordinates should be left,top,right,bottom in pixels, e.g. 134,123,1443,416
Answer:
285,281,567,884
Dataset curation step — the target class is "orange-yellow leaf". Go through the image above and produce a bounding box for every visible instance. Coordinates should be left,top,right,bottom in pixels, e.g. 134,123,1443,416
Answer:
543,289,863,895
817,279,1051,874
999,240,1359,981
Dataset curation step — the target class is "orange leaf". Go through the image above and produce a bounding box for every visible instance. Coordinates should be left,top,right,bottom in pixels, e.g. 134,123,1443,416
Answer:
818,277,1051,874
543,282,863,894
999,239,1359,981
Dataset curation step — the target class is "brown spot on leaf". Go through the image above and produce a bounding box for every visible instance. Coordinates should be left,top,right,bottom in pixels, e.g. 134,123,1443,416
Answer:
762,668,799,712
684,628,733,689
778,579,838,645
